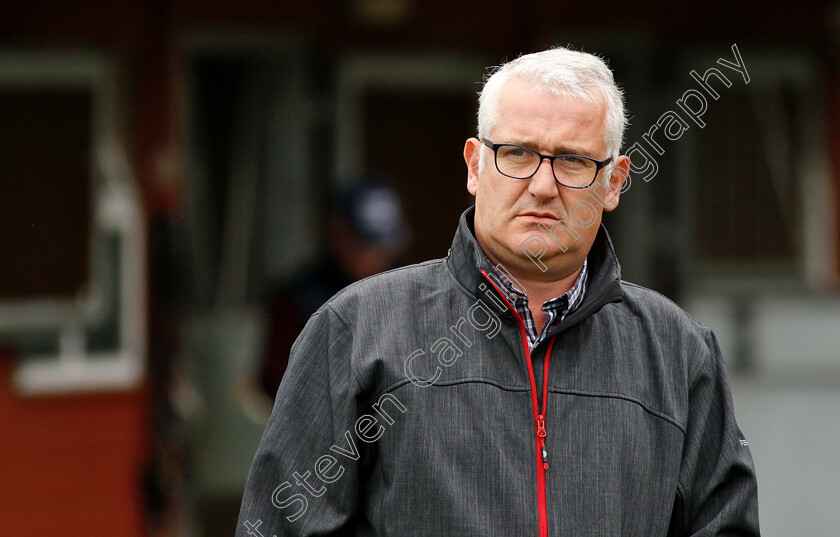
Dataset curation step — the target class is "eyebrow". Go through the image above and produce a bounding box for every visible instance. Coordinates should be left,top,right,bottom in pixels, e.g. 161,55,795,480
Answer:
503,139,595,157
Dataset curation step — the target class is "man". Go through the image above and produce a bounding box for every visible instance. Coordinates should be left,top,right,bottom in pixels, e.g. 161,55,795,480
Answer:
236,47,760,536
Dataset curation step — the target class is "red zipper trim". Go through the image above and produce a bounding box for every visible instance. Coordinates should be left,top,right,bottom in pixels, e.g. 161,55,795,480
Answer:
539,336,556,470
481,270,555,537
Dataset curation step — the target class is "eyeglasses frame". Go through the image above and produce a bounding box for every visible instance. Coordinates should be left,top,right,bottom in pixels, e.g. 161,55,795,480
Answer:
481,138,613,189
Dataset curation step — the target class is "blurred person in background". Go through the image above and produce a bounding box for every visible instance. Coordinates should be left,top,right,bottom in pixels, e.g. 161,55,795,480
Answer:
257,179,409,399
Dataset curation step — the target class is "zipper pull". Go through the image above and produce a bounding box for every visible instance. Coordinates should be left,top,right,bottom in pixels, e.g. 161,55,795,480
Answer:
541,441,549,471
536,415,546,438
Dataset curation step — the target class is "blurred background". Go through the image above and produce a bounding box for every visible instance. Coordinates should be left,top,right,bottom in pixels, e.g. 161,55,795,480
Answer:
1,1,839,535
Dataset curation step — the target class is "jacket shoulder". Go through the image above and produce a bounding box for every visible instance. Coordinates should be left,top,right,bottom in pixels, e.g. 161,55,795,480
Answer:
617,280,710,335
319,258,449,318
615,280,717,380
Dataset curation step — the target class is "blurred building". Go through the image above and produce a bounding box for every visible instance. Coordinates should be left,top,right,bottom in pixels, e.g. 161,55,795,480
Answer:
0,1,839,536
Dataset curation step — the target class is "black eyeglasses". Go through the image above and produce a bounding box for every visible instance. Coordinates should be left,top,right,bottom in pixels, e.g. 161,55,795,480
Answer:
481,138,612,189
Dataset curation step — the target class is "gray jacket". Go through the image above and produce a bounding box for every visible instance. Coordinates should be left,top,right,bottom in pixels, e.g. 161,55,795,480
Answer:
236,206,760,537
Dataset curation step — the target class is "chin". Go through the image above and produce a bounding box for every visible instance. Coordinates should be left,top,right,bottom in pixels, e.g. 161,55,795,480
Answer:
514,227,572,250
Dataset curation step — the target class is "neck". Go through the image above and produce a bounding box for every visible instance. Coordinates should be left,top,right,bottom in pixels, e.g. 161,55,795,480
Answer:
487,250,583,300
520,269,580,301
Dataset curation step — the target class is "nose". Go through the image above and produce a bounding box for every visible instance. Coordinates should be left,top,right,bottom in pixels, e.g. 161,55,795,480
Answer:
528,157,559,199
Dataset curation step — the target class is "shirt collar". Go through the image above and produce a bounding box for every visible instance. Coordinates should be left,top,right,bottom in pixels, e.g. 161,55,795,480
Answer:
484,254,588,312
484,254,589,348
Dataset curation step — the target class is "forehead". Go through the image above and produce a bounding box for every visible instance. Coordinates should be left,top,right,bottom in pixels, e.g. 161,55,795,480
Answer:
492,78,607,154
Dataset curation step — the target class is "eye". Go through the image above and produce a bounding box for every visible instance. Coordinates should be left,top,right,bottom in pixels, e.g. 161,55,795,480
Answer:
558,155,589,169
497,146,534,160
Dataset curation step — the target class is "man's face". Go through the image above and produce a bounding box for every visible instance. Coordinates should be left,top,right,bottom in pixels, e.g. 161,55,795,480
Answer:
464,78,626,282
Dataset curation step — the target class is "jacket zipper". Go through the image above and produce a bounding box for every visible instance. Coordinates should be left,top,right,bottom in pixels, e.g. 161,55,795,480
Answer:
482,270,556,537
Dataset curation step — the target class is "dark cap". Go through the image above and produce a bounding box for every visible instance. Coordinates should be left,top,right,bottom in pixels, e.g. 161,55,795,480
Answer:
335,180,408,253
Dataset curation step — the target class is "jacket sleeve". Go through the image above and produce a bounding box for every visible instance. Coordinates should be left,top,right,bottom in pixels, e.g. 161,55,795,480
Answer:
236,304,361,537
669,328,760,536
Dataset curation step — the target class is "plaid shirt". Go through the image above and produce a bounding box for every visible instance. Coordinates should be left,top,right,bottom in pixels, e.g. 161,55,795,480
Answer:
486,256,588,351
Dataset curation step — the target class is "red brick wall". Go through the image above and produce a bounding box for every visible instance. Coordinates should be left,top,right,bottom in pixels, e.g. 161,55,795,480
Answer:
0,353,148,537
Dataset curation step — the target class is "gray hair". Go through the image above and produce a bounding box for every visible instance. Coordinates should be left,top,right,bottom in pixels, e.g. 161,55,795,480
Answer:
477,46,627,162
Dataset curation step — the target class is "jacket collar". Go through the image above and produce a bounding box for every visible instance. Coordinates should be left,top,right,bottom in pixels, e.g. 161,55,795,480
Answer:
446,205,623,332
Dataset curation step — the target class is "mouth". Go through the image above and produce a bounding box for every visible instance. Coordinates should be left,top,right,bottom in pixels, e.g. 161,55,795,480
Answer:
517,212,560,225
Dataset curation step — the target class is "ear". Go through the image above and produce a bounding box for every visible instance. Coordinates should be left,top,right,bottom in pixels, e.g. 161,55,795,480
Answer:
602,155,630,212
464,137,481,196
